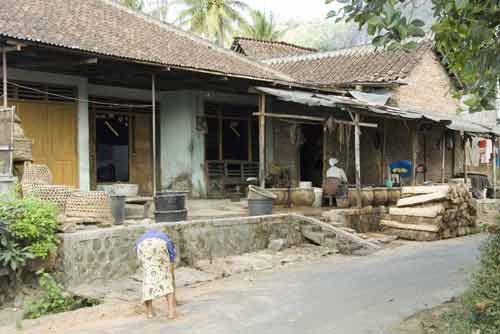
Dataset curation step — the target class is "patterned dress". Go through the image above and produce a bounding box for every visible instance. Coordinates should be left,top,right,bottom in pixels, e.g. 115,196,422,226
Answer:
137,238,174,303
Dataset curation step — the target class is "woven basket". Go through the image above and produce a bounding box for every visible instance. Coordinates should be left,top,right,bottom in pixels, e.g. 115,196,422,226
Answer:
22,162,52,185
65,191,112,219
22,184,76,211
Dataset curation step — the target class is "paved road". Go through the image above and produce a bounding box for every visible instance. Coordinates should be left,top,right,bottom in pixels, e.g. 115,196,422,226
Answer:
78,234,484,334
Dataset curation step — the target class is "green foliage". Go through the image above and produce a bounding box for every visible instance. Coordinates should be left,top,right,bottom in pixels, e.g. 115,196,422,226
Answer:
175,0,249,46
0,214,35,272
441,226,500,334
0,197,58,272
118,0,144,11
328,0,500,111
23,271,99,320
240,10,283,41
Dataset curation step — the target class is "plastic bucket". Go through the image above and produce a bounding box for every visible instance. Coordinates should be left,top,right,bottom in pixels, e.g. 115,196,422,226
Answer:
110,195,126,225
312,187,323,208
248,198,273,216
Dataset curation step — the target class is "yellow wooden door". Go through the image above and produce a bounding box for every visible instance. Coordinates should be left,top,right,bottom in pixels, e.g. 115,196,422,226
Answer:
14,102,78,187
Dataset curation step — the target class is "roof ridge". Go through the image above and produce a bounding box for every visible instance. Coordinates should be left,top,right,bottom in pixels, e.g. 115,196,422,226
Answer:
232,36,318,52
263,38,433,65
101,0,296,82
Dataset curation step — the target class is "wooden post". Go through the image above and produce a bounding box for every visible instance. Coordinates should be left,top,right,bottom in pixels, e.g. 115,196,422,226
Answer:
152,74,157,194
441,129,446,184
492,136,497,199
354,113,362,208
322,125,328,185
259,94,266,188
2,50,6,108
410,124,418,186
464,135,468,190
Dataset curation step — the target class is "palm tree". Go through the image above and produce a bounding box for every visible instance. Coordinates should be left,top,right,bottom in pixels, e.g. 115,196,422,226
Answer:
175,0,249,46
241,10,282,41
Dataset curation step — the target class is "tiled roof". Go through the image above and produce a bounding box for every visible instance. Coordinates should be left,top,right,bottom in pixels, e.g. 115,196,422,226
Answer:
263,40,433,86
231,37,318,61
0,0,294,82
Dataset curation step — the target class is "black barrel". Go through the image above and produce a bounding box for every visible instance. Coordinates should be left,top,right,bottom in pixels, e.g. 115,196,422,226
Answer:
154,191,188,223
155,209,188,222
155,191,187,211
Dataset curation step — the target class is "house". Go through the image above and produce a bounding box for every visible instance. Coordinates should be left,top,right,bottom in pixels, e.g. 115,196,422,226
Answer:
0,0,298,197
232,38,480,186
0,0,497,201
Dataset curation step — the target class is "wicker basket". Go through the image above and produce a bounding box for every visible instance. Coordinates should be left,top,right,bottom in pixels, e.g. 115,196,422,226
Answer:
22,184,76,211
21,162,52,185
65,191,112,219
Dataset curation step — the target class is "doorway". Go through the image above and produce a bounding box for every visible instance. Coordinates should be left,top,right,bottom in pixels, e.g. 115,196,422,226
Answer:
300,124,323,187
95,113,129,183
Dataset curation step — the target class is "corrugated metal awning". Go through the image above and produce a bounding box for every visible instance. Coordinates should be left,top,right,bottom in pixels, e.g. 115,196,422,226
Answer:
255,86,500,136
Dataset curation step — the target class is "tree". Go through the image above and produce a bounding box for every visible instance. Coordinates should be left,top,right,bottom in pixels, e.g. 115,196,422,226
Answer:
240,10,283,41
118,0,145,11
327,0,500,111
175,0,249,46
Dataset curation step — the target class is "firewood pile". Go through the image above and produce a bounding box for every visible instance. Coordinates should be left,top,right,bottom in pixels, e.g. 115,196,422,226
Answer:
381,184,479,241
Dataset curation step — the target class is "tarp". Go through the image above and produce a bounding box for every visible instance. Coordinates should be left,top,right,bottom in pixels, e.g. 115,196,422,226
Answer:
255,86,500,137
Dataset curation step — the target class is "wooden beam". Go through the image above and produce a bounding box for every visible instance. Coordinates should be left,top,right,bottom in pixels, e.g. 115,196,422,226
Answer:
253,112,378,128
322,125,328,185
152,74,157,194
259,94,266,187
410,123,418,186
291,214,381,251
441,129,446,183
354,113,362,208
464,135,468,190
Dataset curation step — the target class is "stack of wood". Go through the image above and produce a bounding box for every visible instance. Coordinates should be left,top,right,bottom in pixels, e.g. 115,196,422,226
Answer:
381,184,479,241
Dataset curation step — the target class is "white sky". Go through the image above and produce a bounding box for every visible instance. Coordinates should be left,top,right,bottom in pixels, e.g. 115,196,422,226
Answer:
157,0,333,22
243,0,331,21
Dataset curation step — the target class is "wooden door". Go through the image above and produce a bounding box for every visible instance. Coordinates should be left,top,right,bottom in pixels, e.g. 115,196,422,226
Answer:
130,114,153,195
14,101,78,187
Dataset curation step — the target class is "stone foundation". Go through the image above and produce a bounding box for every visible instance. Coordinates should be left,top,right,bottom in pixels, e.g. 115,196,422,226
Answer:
323,206,387,233
55,214,304,287
474,199,500,226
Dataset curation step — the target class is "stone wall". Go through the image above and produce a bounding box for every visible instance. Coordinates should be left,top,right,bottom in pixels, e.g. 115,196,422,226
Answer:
473,199,500,226
55,214,304,287
392,51,460,114
324,207,387,233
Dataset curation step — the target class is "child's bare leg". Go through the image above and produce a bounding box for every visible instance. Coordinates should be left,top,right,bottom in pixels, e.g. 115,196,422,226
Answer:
144,300,154,319
166,293,177,319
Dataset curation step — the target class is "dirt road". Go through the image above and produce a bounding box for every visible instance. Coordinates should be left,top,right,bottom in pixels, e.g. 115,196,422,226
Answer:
4,234,485,334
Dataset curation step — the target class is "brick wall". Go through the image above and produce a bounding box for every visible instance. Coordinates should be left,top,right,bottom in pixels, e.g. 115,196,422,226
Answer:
392,51,459,114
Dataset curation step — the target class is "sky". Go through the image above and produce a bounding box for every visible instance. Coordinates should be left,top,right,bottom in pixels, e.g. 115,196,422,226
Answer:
243,0,331,21
152,0,334,23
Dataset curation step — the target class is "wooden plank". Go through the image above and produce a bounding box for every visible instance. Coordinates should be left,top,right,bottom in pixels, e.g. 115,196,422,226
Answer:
401,185,450,195
252,112,378,128
396,191,448,207
291,214,381,250
258,94,266,188
389,204,446,218
381,220,440,233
